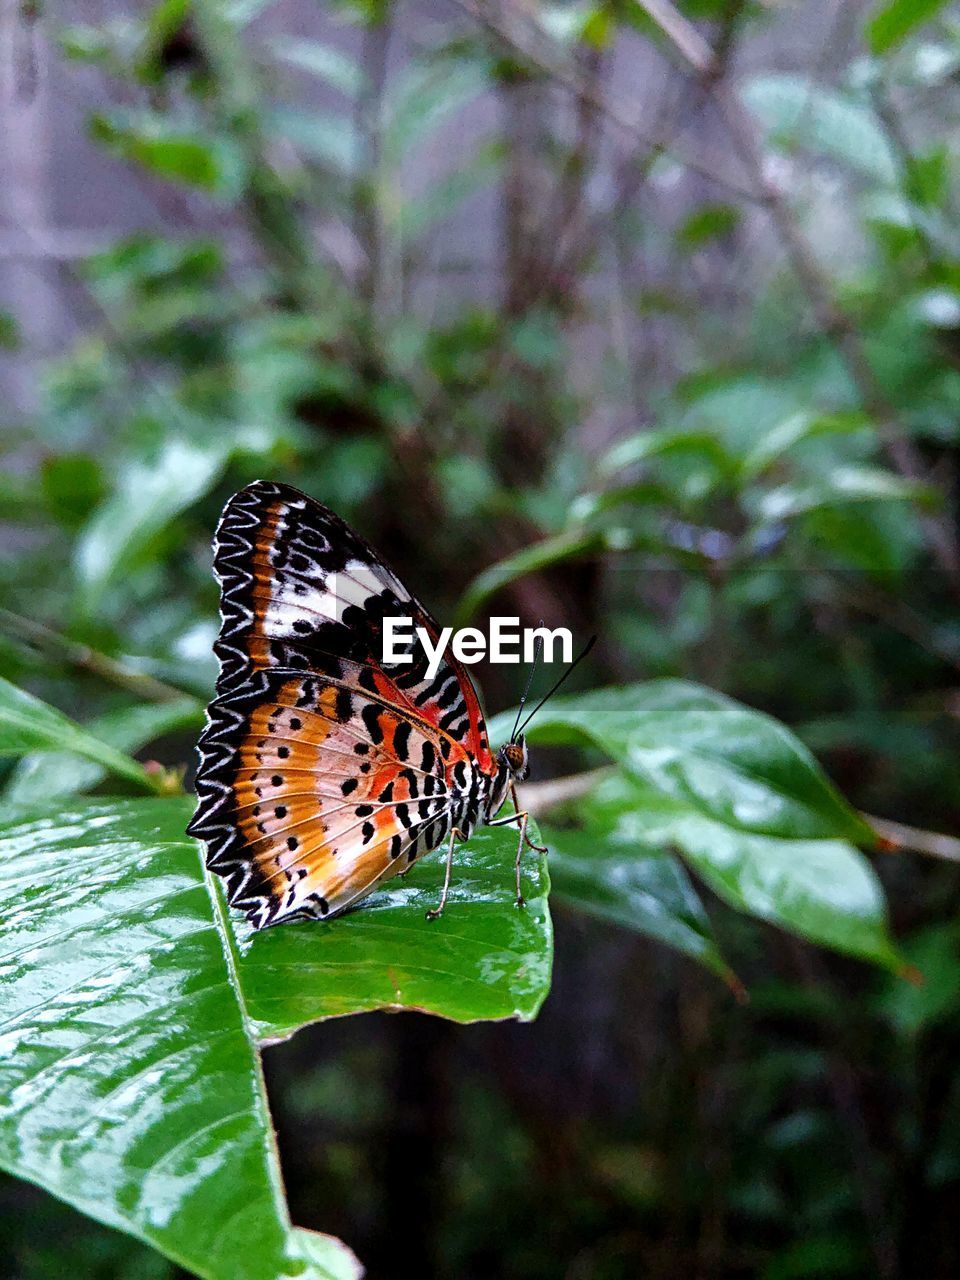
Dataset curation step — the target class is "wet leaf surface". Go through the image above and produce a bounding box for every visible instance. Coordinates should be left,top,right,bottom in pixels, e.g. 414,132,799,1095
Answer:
494,680,876,845
0,796,551,1277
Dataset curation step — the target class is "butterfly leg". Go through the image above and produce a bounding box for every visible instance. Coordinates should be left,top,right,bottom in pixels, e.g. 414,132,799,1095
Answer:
486,786,546,909
485,812,534,908
426,826,466,921
510,783,547,854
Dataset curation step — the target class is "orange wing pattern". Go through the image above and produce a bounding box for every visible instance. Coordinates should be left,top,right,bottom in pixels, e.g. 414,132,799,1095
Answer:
187,481,504,927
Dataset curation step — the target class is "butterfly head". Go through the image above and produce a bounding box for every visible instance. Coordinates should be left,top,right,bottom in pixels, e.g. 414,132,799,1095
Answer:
499,734,529,782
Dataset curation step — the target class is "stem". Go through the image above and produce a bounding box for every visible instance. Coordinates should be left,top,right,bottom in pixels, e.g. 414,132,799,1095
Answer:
449,0,759,200
354,7,392,321
865,813,960,864
191,1,323,308
0,607,194,705
870,82,943,277
522,767,615,814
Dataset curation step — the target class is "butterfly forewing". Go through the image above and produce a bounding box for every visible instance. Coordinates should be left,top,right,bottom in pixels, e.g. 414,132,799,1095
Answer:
188,480,499,927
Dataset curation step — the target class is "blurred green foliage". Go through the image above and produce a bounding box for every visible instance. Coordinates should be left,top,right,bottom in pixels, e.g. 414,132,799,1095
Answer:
2,0,960,1276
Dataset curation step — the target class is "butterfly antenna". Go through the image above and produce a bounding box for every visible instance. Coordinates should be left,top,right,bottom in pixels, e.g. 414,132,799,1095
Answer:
518,634,597,736
510,631,544,742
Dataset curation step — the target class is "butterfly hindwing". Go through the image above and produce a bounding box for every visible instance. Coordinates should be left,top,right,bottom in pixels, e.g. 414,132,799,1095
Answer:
194,670,473,924
188,481,497,926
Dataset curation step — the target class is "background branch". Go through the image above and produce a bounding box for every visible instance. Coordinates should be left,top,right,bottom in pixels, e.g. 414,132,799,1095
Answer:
0,608,193,705
634,0,960,592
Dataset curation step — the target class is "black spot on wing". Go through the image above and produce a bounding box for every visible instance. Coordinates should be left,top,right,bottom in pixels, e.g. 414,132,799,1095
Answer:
361,703,384,744
335,686,353,723
393,720,411,761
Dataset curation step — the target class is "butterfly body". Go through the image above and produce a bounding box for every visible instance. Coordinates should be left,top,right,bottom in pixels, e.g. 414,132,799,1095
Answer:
187,480,536,929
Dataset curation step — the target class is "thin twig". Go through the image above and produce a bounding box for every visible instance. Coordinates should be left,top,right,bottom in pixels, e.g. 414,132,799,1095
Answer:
524,764,960,867
869,81,943,276
866,813,960,863
354,7,392,320
523,767,615,814
547,40,606,293
447,0,759,201
640,0,715,74
0,607,194,704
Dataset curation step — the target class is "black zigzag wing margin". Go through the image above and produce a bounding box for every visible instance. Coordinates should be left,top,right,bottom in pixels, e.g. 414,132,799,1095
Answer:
186,482,296,919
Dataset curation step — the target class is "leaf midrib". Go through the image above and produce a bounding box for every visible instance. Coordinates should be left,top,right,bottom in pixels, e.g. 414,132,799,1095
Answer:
201,857,295,1244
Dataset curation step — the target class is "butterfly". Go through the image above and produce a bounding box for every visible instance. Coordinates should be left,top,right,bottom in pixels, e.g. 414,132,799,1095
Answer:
187,479,586,929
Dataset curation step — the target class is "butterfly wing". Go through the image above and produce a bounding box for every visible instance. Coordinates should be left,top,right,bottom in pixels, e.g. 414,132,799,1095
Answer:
188,480,494,926
209,479,493,763
196,670,464,925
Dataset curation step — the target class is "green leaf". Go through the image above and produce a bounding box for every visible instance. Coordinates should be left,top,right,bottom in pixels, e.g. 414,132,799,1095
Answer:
76,435,228,608
234,816,552,1036
0,796,551,1272
905,143,949,207
383,62,487,170
752,465,935,523
874,923,960,1035
676,202,741,249
738,412,869,479
41,453,107,529
90,114,245,197
678,375,806,458
138,0,192,80
598,427,733,479
763,1232,869,1279
567,480,673,526
543,819,734,982
0,798,358,1280
0,308,19,349
491,681,875,846
0,678,158,793
492,686,902,967
540,1,612,47
742,74,896,182
552,774,900,971
454,529,605,625
3,698,204,805
802,499,923,575
867,0,950,54
672,819,898,968
267,107,357,174
271,37,366,96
